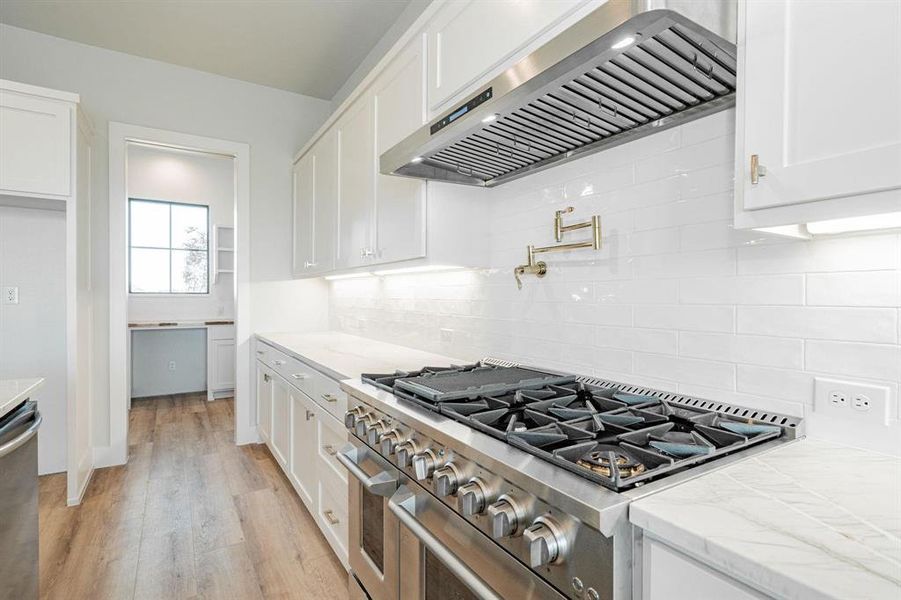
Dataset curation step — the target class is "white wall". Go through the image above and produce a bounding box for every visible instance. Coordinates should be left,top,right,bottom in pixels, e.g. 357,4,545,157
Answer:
0,205,67,474
330,109,901,455
127,143,235,321
0,24,332,449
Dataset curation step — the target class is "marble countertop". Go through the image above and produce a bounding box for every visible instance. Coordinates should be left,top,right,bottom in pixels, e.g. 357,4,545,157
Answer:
129,319,234,329
630,438,901,600
255,331,471,381
0,378,44,420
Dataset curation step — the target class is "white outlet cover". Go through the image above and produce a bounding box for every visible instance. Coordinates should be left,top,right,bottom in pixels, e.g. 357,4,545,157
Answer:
814,377,890,425
2,286,19,305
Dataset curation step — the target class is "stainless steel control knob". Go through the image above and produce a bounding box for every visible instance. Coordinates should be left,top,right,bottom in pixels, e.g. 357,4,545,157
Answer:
343,406,366,430
487,498,520,539
395,440,420,469
379,429,403,455
354,413,376,438
366,420,389,446
457,479,488,516
522,517,567,568
412,449,439,481
433,464,460,497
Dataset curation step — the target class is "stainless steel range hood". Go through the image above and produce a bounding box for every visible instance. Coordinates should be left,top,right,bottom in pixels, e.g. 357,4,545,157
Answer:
381,0,737,187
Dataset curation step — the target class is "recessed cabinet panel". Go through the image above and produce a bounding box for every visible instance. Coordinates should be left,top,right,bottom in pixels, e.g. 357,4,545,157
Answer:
0,90,71,197
426,0,586,113
737,0,901,212
374,36,427,264
270,377,290,467
290,390,317,510
292,153,315,276
312,131,338,274
336,96,375,269
256,364,272,442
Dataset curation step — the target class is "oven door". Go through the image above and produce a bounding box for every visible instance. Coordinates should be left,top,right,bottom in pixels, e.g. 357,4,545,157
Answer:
337,440,402,600
390,483,565,600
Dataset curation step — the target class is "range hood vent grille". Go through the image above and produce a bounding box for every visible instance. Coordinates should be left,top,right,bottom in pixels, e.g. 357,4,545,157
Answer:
382,4,737,187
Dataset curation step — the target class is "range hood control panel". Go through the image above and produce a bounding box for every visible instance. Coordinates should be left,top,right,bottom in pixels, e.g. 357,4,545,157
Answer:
430,87,493,135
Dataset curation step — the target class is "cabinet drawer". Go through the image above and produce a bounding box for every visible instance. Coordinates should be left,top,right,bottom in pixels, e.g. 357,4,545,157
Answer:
318,466,349,562
254,341,289,370
317,411,348,483
275,355,318,398
208,324,235,341
314,375,347,421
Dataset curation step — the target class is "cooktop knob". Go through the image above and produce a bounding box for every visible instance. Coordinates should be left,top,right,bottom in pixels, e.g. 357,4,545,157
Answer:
412,449,439,481
366,420,389,446
395,440,420,469
523,517,567,568
379,429,403,455
457,479,488,516
343,406,366,430
487,497,521,539
354,413,375,438
433,464,461,497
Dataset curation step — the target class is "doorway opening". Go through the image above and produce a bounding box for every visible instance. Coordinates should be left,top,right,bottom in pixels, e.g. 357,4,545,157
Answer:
106,124,252,468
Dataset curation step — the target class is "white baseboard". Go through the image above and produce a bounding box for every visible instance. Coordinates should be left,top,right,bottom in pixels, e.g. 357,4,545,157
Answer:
66,452,94,506
92,443,127,469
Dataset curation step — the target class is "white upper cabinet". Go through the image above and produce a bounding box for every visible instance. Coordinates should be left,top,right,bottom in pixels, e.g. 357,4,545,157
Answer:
735,0,901,228
313,131,337,274
425,0,589,114
0,84,72,198
373,35,427,264
292,152,315,276
336,93,376,270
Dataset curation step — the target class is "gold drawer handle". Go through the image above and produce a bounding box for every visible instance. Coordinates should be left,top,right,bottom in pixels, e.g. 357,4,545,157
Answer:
291,373,308,380
323,509,340,525
323,444,337,456
273,359,286,366
321,393,338,403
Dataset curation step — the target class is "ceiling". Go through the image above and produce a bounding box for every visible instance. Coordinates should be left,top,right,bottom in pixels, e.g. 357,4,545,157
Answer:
0,0,413,100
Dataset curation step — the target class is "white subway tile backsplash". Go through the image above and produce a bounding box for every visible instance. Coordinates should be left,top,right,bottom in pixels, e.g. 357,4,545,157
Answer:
679,274,804,305
634,305,734,333
737,366,814,404
805,341,901,382
330,112,901,453
635,353,735,389
737,306,897,343
807,271,901,307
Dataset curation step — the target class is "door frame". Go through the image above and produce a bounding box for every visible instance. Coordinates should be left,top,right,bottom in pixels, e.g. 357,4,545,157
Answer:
103,122,253,467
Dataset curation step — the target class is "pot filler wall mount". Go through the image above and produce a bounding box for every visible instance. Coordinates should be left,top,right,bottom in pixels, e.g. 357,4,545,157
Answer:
380,0,738,189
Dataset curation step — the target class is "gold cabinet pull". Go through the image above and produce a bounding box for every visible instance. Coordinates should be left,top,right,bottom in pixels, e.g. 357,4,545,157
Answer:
321,393,338,403
323,509,339,525
323,444,337,456
750,154,767,185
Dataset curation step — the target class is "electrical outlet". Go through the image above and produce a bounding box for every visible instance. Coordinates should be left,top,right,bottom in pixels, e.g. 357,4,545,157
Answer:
440,328,454,343
2,286,19,305
168,361,176,371
815,377,890,425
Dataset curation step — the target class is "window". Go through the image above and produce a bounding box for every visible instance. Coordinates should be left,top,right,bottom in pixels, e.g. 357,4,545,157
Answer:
129,198,209,294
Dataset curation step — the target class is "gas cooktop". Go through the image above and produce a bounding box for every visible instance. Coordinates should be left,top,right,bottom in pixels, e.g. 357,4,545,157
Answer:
363,362,797,491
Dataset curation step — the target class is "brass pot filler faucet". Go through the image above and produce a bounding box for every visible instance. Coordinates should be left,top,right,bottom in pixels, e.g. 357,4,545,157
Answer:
514,207,601,290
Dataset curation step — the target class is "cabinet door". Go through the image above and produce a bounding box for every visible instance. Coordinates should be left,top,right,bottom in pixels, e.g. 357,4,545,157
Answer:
312,131,338,274
738,0,901,211
425,0,586,112
208,339,235,392
292,152,315,277
0,90,71,198
290,390,317,509
336,94,375,269
642,536,764,600
373,35,427,264
270,376,290,466
256,365,272,442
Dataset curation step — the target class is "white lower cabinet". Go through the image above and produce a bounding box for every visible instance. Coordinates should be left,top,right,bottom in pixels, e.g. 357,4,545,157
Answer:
256,364,273,443
641,535,766,600
270,377,291,467
289,389,318,510
255,339,349,569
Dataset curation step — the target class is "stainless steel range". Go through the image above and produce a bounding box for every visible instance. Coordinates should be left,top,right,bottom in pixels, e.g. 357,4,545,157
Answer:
338,359,803,600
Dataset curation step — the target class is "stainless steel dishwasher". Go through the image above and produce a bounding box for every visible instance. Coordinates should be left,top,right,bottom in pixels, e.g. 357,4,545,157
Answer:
0,401,43,600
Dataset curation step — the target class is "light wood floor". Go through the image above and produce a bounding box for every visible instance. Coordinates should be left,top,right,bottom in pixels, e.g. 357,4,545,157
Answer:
38,394,349,600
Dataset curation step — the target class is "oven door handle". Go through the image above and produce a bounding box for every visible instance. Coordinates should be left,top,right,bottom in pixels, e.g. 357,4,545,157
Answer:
0,409,42,459
336,444,399,498
389,487,504,600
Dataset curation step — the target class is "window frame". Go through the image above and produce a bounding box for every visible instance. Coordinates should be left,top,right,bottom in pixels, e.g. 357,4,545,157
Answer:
128,197,211,295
